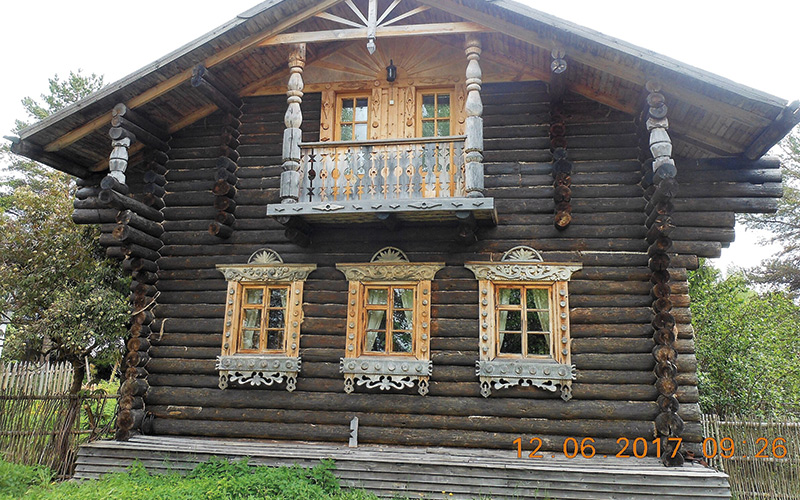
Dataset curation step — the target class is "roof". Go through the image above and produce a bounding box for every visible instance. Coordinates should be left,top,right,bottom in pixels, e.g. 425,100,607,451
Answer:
11,0,800,177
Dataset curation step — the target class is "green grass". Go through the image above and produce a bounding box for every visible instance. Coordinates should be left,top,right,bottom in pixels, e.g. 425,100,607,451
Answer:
0,458,385,500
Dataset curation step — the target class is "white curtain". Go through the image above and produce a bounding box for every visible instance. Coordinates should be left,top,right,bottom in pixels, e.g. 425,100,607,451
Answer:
398,288,414,353
529,288,550,332
497,288,515,351
366,288,387,352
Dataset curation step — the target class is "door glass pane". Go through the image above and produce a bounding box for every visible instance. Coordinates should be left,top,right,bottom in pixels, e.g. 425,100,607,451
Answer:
422,95,435,118
355,98,369,121
354,123,368,140
267,330,284,351
340,124,353,141
501,310,522,332
341,99,354,121
392,331,413,353
268,309,285,329
437,94,450,117
437,120,450,137
269,288,287,307
499,287,522,306
242,309,262,329
245,288,263,305
393,288,414,308
422,121,435,137
367,288,388,305
527,288,549,310
528,334,549,356
499,333,521,354
242,329,260,350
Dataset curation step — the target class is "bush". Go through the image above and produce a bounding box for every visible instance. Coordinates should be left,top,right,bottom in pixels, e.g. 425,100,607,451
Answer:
0,461,52,499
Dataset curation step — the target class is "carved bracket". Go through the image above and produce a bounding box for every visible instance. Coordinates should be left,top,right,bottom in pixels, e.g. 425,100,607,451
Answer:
217,355,301,392
477,359,575,400
341,357,431,396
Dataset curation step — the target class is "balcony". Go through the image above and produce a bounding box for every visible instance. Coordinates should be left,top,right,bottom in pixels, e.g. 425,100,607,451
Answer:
267,136,496,225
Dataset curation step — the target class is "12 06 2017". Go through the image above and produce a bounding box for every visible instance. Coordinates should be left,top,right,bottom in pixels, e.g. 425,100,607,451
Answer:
513,437,683,459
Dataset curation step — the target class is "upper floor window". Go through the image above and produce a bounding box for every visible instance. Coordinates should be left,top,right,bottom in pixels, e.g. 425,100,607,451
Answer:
337,95,369,141
419,92,451,137
496,285,553,358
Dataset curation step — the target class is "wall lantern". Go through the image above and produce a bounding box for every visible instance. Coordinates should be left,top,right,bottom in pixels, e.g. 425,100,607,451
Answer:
386,60,397,83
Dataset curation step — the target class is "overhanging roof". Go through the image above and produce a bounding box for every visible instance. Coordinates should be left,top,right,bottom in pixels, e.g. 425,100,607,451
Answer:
11,0,800,177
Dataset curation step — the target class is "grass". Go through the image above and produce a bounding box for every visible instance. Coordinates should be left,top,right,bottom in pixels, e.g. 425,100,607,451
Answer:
0,458,385,500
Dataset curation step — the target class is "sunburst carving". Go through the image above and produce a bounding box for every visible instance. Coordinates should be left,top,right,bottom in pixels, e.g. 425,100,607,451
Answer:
501,246,544,263
248,248,284,265
371,247,409,263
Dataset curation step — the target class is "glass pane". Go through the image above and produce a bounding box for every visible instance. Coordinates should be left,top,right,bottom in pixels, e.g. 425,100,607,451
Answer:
242,309,262,329
499,333,521,354
269,288,287,308
437,94,450,117
527,288,549,310
422,95,435,118
267,329,284,351
340,124,353,141
393,288,414,308
393,310,413,331
527,312,550,332
366,331,386,352
393,331,413,353
242,329,260,350
528,334,550,356
268,309,285,329
367,288,388,305
367,310,387,330
422,121,435,137
355,98,369,121
245,288,263,305
499,287,522,306
501,310,522,332
354,123,368,141
437,120,450,137
341,99,354,122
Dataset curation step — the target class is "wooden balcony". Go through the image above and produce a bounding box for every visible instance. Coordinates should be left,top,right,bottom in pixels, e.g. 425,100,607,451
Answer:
267,136,495,225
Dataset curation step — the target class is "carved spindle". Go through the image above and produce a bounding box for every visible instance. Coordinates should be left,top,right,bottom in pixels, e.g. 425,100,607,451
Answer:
464,35,484,198
108,133,133,184
280,43,306,204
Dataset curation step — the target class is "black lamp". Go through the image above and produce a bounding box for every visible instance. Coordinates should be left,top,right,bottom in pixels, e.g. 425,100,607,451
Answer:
386,59,397,83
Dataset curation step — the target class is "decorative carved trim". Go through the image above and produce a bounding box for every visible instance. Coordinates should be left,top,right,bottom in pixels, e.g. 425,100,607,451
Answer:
465,262,581,281
336,262,444,282
248,248,284,264
476,359,575,401
340,357,431,396
501,246,544,262
217,356,301,392
371,247,408,263
267,197,496,219
216,264,317,282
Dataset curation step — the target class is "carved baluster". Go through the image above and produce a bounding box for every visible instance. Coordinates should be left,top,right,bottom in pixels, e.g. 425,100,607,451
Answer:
406,147,416,198
343,148,355,201
464,35,484,198
280,43,306,204
356,148,367,200
368,149,378,199
331,150,341,200
319,151,329,202
381,148,390,199
394,148,405,199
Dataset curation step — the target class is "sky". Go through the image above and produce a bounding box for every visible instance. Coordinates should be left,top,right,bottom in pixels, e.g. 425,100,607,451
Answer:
0,0,797,270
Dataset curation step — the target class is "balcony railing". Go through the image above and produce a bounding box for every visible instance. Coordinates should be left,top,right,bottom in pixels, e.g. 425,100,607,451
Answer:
299,136,466,203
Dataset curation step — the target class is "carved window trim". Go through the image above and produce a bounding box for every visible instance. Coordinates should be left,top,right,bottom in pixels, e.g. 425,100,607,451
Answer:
337,247,443,396
466,246,581,401
215,249,316,392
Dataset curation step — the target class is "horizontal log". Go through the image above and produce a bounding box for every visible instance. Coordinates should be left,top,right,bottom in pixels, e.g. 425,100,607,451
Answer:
113,224,164,250
112,103,169,141
116,210,164,238
72,208,118,225
97,188,164,222
111,115,169,152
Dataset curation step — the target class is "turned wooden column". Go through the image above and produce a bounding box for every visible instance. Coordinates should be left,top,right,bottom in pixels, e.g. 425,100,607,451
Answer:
464,35,484,198
108,129,134,184
280,43,306,204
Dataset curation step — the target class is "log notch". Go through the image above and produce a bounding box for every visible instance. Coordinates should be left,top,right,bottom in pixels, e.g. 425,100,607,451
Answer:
277,44,312,246
641,81,684,467
549,48,572,230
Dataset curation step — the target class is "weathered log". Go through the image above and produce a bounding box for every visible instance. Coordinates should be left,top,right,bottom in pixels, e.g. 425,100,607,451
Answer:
216,156,238,172
125,350,150,368
112,115,169,152
72,208,118,225
211,180,237,198
143,183,166,198
98,188,164,222
127,337,151,352
123,243,161,263
120,378,149,398
130,258,159,273
215,168,238,185
133,270,159,285
142,194,166,210
113,224,163,250
119,395,145,410
108,126,136,145
213,196,237,213
191,65,242,118
215,211,236,227
116,210,164,238
143,170,166,186
112,103,169,141
100,175,130,195
133,282,158,297
285,227,311,247
105,247,127,260
208,222,234,239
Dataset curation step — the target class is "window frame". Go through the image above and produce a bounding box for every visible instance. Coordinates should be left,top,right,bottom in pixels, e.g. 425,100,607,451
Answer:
416,90,453,138
335,94,371,142
493,283,557,360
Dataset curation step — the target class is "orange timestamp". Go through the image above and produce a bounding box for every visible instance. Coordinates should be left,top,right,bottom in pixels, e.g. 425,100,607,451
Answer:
513,437,683,459
702,437,787,459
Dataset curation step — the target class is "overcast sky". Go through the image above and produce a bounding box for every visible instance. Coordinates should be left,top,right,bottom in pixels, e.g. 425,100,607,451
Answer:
1,0,796,269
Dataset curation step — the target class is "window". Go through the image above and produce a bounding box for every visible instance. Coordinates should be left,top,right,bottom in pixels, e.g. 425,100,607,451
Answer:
337,247,444,395
337,95,369,141
215,249,316,392
419,92,451,137
465,246,582,400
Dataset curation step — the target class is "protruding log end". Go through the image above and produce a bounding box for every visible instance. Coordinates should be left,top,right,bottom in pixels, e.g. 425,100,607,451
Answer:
209,222,234,239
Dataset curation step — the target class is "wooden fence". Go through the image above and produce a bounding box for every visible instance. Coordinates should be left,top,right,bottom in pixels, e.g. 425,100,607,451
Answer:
702,414,800,500
0,361,118,477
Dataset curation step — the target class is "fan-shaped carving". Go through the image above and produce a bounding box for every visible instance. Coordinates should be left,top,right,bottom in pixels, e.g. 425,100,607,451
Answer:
248,248,284,264
501,246,544,262
371,247,409,263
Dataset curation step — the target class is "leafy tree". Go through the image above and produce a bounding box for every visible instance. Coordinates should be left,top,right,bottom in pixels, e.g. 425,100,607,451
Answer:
0,70,128,394
689,261,800,416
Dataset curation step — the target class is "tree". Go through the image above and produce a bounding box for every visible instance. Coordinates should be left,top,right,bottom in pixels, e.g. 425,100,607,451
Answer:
0,70,129,394
689,262,800,416
742,126,800,294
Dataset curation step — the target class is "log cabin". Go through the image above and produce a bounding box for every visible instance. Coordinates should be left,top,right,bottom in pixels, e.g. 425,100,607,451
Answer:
10,0,799,497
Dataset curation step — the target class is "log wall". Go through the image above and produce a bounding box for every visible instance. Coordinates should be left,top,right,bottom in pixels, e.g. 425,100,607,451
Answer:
142,81,779,455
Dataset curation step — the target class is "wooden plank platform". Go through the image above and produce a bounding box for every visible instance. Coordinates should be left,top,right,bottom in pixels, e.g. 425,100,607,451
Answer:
75,436,731,499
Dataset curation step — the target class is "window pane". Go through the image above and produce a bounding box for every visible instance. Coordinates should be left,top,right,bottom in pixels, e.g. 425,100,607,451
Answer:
437,94,450,117
269,288,287,307
393,331,413,353
354,123,368,141
422,95,435,118
366,331,386,352
268,309,285,329
242,309,262,329
499,333,521,354
501,310,522,332
340,124,353,141
367,288,388,305
528,334,550,356
527,288,549,310
393,288,414,308
422,121,435,137
437,120,450,137
245,288,263,305
527,311,550,332
367,310,387,331
341,99,354,122
499,287,522,306
267,329,284,351
242,329,260,350
393,310,413,331
355,98,369,121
